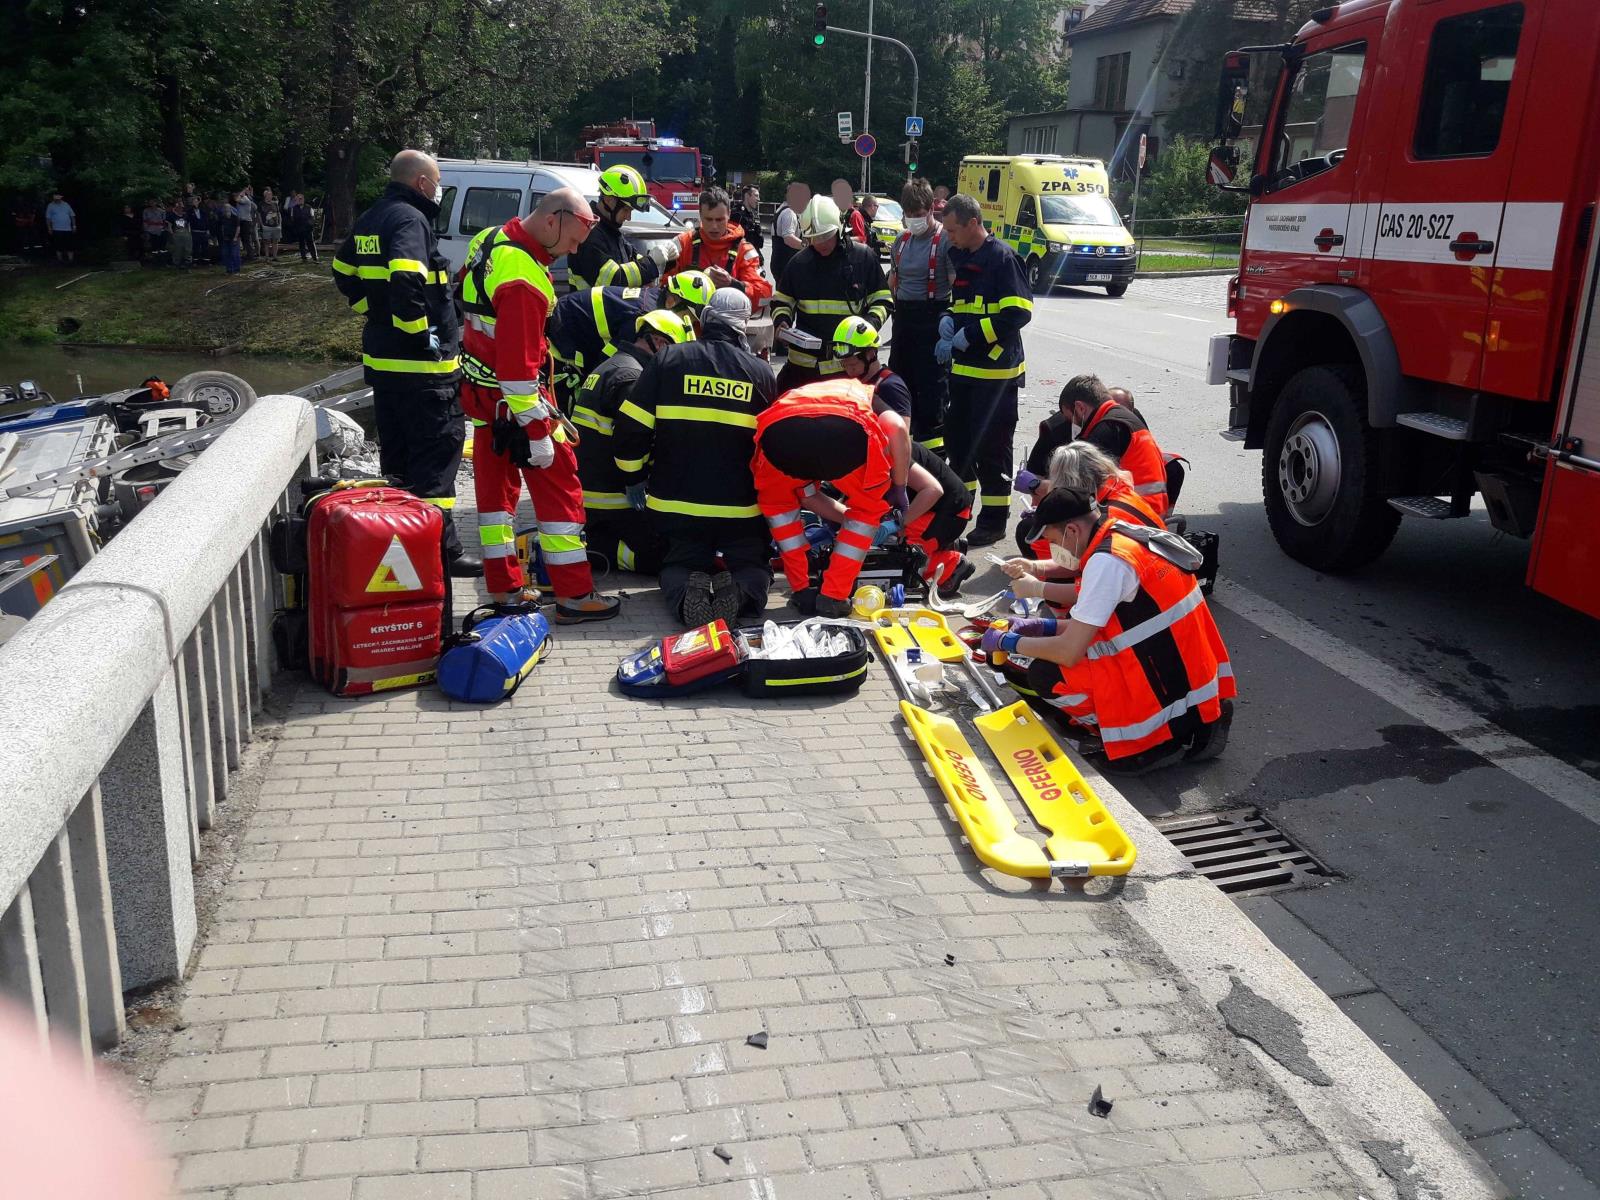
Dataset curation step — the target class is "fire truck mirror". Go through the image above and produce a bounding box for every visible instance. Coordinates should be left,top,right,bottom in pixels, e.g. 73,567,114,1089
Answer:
1207,145,1240,188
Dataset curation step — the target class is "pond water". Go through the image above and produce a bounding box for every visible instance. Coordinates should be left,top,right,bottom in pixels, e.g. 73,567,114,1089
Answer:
0,344,332,407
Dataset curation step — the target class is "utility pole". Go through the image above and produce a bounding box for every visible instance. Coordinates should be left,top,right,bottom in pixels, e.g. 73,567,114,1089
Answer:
819,19,920,194
862,0,874,194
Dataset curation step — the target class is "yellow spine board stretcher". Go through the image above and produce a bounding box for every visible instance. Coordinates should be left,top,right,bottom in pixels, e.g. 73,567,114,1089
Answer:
871,607,1137,879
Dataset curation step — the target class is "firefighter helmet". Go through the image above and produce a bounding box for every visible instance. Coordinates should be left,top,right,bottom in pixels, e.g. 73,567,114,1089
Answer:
665,269,715,310
637,308,691,344
832,315,880,358
597,165,651,211
800,196,843,239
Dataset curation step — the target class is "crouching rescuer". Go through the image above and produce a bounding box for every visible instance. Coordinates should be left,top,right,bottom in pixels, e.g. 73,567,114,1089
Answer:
983,487,1234,771
754,379,910,617
457,188,621,622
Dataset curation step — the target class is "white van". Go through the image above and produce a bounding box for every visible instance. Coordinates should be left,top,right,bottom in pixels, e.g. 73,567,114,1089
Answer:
433,158,682,285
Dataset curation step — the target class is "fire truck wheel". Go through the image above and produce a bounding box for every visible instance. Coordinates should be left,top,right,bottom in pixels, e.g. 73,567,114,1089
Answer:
1262,363,1399,573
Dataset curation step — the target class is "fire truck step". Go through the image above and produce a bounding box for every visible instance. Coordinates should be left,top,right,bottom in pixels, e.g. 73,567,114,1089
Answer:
1387,495,1459,519
1396,412,1471,440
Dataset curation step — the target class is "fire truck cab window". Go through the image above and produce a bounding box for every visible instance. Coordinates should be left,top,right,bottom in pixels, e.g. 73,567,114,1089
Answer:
1267,42,1366,192
459,188,520,236
1413,4,1523,160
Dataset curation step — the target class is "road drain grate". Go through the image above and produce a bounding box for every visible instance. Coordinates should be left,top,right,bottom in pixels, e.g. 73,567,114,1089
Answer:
1151,807,1332,897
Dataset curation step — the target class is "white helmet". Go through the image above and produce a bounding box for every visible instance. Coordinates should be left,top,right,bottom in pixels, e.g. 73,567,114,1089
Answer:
800,196,843,239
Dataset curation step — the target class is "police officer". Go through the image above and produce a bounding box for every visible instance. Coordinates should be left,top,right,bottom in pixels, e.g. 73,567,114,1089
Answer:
333,149,477,574
568,165,679,291
613,289,780,626
572,309,692,575
770,197,891,391
937,192,1034,546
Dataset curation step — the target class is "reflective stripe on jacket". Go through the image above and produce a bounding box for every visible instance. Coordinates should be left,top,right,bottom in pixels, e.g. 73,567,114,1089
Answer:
568,218,661,293
1079,399,1169,517
947,234,1032,385
456,218,557,437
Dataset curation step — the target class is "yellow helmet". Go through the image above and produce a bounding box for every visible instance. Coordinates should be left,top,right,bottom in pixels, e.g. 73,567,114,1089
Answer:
665,269,714,310
597,165,651,210
832,315,880,358
800,196,843,239
637,308,691,344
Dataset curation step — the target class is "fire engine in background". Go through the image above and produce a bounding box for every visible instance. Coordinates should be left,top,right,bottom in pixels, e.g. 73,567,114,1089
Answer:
1206,0,1600,619
575,120,711,215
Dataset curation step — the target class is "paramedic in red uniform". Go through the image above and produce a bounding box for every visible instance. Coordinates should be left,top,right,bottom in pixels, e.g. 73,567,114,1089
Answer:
662,187,771,306
754,379,909,617
455,188,621,622
983,487,1234,771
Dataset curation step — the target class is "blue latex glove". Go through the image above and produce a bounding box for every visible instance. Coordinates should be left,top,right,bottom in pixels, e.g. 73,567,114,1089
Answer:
872,515,900,546
980,626,1020,656
1014,468,1042,494
625,482,647,510
938,313,956,340
1011,616,1059,638
887,484,910,517
951,327,971,352
934,336,954,365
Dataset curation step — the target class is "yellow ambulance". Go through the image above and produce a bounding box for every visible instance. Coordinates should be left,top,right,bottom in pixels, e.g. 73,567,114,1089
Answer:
956,155,1136,297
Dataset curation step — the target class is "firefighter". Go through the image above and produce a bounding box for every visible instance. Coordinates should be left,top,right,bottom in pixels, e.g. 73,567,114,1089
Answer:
663,187,770,305
936,192,1034,546
568,165,679,291
572,309,691,575
333,149,478,575
754,378,907,618
832,315,913,488
771,197,892,391
613,288,780,626
546,272,713,409
888,179,952,456
982,487,1234,771
456,188,621,622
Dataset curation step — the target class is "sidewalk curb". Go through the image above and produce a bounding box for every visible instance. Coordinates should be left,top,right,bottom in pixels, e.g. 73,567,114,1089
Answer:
1135,267,1236,279
1078,759,1509,1200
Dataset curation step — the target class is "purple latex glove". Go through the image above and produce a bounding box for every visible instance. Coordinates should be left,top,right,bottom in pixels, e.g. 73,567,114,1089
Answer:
1013,468,1043,495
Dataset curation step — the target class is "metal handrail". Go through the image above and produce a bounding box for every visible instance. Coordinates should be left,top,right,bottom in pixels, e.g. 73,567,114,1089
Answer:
0,395,316,1058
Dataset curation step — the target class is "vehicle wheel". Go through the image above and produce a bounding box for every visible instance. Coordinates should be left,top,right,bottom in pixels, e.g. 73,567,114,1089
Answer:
1105,282,1129,298
1025,255,1047,294
170,370,257,418
1261,364,1399,572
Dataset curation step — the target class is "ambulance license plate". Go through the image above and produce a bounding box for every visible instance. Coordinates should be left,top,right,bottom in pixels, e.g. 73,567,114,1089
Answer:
1087,273,1113,283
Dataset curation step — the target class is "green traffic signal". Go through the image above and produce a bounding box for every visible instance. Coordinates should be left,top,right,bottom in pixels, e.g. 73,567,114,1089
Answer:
814,32,825,44
813,3,826,45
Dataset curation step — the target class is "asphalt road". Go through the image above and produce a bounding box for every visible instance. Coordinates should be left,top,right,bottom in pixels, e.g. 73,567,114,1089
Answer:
990,274,1600,1196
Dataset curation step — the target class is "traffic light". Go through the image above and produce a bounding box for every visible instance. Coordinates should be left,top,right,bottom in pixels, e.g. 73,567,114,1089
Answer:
813,3,827,45
904,139,919,173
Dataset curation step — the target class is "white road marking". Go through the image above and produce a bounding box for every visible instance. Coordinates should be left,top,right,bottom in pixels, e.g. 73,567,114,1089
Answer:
1213,578,1600,827
1162,312,1216,323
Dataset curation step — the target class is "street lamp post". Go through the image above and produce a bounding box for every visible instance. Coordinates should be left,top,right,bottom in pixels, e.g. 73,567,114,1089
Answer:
823,21,920,193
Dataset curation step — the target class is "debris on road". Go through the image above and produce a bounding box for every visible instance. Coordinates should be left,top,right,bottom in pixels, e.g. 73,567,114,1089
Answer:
1089,1084,1113,1118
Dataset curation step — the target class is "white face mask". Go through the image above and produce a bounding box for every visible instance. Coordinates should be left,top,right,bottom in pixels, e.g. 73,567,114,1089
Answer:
430,180,444,205
905,216,929,235
1049,540,1080,570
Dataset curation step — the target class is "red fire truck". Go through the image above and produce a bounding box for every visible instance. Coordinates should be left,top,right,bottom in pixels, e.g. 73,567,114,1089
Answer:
574,119,706,214
1206,0,1600,619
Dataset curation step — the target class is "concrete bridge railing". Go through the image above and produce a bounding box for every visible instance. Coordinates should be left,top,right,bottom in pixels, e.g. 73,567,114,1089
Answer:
0,395,316,1059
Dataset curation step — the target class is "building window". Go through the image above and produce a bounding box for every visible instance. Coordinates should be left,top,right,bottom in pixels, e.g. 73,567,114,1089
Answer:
1413,3,1523,160
1094,52,1131,111
1022,125,1057,155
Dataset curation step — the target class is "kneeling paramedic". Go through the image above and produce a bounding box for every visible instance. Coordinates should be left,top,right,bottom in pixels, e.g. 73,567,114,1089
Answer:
572,309,691,574
754,379,910,617
1027,375,1174,519
982,487,1234,770
457,189,621,622
613,288,780,625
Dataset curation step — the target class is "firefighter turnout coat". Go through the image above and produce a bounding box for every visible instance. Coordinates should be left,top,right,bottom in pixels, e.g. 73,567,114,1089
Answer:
333,182,461,390
568,218,662,292
947,234,1032,387
771,239,892,377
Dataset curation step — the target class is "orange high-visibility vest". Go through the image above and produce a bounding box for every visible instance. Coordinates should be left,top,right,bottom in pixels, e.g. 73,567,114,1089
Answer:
1080,399,1169,516
754,380,892,601
1045,521,1234,759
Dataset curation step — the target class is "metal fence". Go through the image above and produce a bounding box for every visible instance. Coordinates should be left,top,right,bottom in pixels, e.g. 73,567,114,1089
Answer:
1128,215,1245,270
0,396,316,1059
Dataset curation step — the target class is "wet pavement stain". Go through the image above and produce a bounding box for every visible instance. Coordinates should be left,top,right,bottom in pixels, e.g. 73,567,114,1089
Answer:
1234,723,1487,804
1483,703,1600,780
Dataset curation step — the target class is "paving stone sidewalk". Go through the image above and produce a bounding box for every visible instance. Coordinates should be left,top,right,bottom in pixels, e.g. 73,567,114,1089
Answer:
140,565,1365,1200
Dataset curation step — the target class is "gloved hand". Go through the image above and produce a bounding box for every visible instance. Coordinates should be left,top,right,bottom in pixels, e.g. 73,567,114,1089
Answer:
934,336,954,365
872,514,901,546
625,482,647,510
887,484,910,519
427,330,442,357
1010,616,1059,638
524,435,556,470
951,327,971,352
999,556,1032,579
1008,573,1047,599
1014,469,1042,495
648,239,680,268
815,594,851,619
980,615,1059,657
791,587,819,616
938,313,956,341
